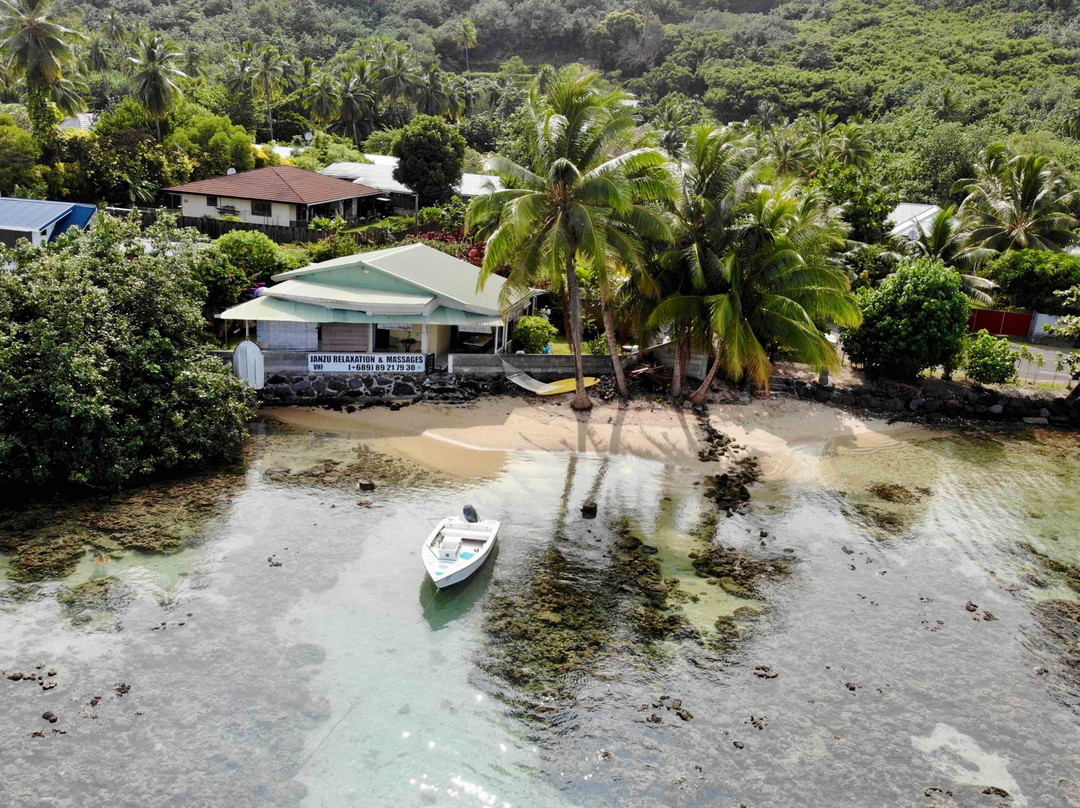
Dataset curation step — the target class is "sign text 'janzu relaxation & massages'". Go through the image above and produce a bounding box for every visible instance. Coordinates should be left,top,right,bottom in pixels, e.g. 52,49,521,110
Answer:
308,354,426,373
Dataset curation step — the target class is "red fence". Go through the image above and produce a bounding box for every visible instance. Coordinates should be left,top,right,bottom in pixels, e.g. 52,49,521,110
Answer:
969,309,1033,338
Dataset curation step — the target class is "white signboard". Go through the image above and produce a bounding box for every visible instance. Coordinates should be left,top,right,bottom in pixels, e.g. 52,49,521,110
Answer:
308,353,426,373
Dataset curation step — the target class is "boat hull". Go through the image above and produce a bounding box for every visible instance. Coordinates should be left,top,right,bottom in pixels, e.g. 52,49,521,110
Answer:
422,518,500,589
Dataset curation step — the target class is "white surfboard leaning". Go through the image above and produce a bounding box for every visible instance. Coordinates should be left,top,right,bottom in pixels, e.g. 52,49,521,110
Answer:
422,508,500,589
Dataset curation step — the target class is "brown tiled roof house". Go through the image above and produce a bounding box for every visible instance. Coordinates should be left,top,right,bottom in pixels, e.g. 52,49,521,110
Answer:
167,166,382,227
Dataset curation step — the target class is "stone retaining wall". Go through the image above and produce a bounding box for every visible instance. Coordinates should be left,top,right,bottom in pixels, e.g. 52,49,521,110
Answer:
260,372,425,405
770,376,1080,426
258,371,504,406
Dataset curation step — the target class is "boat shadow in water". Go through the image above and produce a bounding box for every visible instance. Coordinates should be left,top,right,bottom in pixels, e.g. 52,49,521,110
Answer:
419,542,501,632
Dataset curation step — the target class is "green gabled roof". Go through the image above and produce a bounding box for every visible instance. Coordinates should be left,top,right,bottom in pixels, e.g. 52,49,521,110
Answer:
271,243,527,316
263,278,434,313
216,295,503,327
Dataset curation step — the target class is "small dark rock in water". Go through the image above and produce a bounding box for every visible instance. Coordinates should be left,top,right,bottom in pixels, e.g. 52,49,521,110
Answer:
47,669,56,677
754,665,778,679
982,610,998,622
867,482,924,504
647,714,663,724
89,696,101,707
345,405,356,413
115,682,131,696
40,681,56,690
357,480,376,492
844,682,859,692
733,741,744,749
29,731,44,738
580,502,598,519
7,672,23,681
676,709,693,721
750,715,767,730
965,601,978,612
1035,666,1049,675
52,728,66,734
268,555,283,568
42,711,57,723
760,530,769,538
669,699,682,710
600,750,612,760
982,787,1010,797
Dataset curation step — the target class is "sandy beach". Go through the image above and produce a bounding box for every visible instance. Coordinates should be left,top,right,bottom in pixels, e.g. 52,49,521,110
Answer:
265,394,942,481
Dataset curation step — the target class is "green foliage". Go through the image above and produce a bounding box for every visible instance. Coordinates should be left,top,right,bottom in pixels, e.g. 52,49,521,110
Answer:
0,214,255,492
964,329,1018,384
0,114,39,194
195,247,251,321
810,164,897,243
417,196,467,231
167,108,255,179
363,128,401,155
513,315,557,353
844,244,898,291
984,250,1080,314
585,333,610,355
290,132,369,171
391,114,466,205
305,235,360,262
842,258,971,380
214,229,294,283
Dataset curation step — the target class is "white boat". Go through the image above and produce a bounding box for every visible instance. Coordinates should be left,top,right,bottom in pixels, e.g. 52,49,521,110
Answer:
422,508,500,589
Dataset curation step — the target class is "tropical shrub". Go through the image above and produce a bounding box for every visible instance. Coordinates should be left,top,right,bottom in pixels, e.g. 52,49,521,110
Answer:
842,258,970,380
964,329,1018,384
513,315,557,353
391,115,466,205
0,215,256,492
305,235,360,262
215,230,293,282
0,114,40,195
983,250,1080,314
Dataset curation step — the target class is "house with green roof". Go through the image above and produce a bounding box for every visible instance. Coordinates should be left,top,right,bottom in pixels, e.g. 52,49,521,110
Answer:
217,243,536,374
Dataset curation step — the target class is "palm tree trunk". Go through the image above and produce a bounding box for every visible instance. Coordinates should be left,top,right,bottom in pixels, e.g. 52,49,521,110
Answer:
600,291,628,398
267,105,274,141
690,349,722,404
671,335,691,397
565,257,592,410
464,47,470,73
671,336,684,398
155,117,162,141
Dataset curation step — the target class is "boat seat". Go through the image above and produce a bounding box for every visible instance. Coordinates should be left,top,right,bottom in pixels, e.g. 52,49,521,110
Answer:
438,536,462,561
440,529,489,542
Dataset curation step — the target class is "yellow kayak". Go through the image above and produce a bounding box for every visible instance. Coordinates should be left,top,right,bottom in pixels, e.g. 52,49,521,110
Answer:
536,377,599,396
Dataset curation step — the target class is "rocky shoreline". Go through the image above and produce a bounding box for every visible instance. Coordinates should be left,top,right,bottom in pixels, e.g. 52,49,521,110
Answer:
772,375,1080,427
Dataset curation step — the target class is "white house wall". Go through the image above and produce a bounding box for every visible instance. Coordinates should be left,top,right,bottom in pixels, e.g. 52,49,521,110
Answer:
180,194,297,227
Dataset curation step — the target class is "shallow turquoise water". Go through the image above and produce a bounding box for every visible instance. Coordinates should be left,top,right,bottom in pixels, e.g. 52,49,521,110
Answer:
1,412,1079,807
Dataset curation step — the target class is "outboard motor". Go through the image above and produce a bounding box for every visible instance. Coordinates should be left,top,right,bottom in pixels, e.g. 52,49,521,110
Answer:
463,504,480,523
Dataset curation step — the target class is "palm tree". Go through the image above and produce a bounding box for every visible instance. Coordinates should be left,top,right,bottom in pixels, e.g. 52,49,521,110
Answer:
250,44,285,140
652,97,693,157
653,179,860,401
103,8,126,44
181,43,204,82
304,73,340,127
376,49,418,103
415,66,451,117
334,71,376,147
0,0,82,147
635,124,761,397
762,127,812,178
452,16,477,72
85,33,110,71
900,204,997,302
129,34,185,140
223,52,253,96
467,67,672,408
953,144,1080,252
827,121,872,171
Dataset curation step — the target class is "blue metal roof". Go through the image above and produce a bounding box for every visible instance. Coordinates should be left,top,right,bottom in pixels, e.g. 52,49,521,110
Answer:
0,198,97,239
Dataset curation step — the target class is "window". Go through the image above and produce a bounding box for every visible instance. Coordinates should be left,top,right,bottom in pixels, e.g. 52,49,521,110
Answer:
251,200,272,217
205,195,218,207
